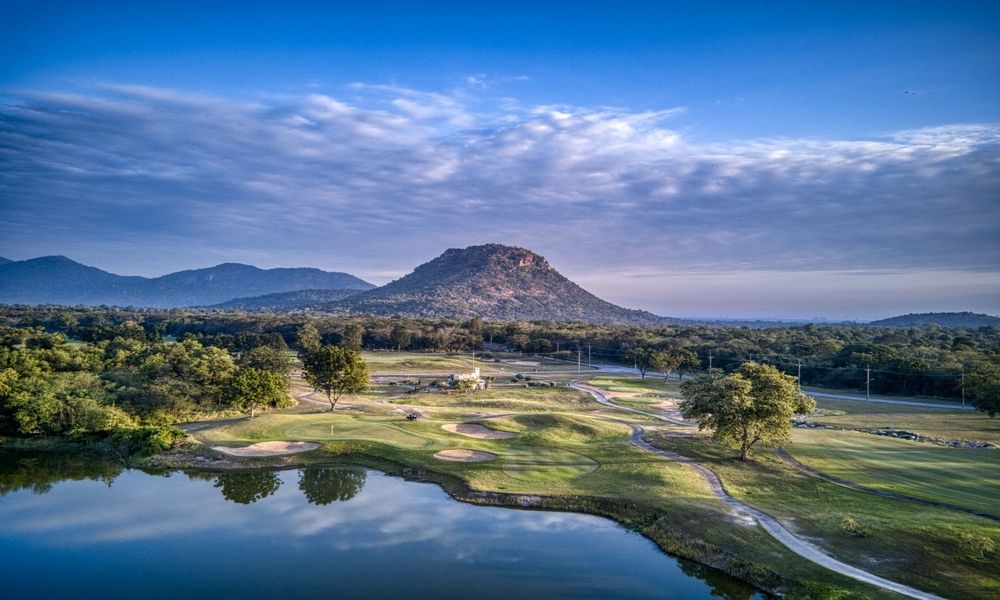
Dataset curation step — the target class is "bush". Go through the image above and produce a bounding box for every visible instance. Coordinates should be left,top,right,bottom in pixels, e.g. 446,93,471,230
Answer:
107,425,185,458
839,516,869,538
959,533,996,561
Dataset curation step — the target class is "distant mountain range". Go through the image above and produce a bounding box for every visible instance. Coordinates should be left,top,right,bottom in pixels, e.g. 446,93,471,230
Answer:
868,312,1000,328
0,256,374,307
2,249,995,327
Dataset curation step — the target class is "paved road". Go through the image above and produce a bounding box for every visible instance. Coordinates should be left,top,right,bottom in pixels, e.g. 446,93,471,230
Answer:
573,383,944,600
802,388,972,411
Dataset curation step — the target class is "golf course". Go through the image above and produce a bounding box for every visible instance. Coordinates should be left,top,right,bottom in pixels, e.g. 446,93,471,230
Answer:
176,351,1000,600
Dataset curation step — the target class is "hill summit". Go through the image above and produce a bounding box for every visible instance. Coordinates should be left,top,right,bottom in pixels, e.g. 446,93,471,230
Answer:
869,312,1000,328
336,244,674,325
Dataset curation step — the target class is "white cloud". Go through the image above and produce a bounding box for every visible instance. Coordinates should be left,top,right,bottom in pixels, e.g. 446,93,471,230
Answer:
0,81,997,317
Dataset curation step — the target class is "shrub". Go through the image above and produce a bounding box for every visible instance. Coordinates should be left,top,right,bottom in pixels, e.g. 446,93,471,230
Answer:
959,533,996,561
108,425,185,458
839,516,869,538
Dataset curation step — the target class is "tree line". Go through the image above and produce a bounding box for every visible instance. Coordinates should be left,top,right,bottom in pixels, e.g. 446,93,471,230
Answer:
1,305,998,414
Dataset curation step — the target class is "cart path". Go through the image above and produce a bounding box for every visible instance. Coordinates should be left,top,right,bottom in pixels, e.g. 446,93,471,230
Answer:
572,383,944,600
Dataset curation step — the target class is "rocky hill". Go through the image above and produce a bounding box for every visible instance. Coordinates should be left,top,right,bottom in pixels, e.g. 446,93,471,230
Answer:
332,244,677,325
869,312,1000,328
0,256,374,307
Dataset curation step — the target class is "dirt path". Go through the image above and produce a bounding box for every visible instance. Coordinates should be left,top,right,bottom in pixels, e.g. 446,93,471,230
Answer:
774,448,1000,522
573,383,944,600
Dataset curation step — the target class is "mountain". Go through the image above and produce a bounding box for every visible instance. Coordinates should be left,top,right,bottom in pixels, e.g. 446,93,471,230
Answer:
869,312,1000,328
330,244,678,325
0,257,374,307
0,257,11,265
210,288,367,310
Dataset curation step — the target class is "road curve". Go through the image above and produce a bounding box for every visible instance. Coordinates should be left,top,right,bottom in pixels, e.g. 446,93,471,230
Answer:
572,383,945,600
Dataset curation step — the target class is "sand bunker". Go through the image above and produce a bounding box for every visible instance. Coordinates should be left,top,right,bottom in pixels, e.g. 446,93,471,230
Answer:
212,441,321,457
442,423,518,440
433,449,497,462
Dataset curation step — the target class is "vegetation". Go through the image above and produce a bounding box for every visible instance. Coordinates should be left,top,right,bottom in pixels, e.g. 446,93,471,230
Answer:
2,304,996,404
302,345,370,411
680,362,816,460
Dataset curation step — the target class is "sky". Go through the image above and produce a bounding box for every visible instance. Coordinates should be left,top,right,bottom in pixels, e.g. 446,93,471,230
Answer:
1,1,998,320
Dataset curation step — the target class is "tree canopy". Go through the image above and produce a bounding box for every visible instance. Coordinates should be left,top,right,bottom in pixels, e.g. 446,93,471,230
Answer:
302,346,369,411
680,362,816,461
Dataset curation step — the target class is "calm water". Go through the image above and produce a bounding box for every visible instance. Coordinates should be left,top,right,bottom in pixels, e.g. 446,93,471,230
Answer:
0,451,765,600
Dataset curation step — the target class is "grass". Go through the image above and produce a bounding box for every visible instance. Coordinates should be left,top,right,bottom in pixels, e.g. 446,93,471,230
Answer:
810,396,1000,444
649,429,1000,600
176,352,1000,599
787,427,1000,515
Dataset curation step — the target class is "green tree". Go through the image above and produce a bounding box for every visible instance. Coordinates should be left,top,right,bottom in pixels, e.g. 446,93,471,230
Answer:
680,362,816,461
238,346,292,378
303,346,369,411
226,367,289,418
670,348,700,381
966,361,1000,417
341,323,364,351
651,350,680,382
296,323,322,358
298,467,366,505
389,324,412,351
625,347,656,379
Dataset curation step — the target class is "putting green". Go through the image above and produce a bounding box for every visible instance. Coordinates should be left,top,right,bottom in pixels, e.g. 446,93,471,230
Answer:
503,447,600,483
285,420,435,449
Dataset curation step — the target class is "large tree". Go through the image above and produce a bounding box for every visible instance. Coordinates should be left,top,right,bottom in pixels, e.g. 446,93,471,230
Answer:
680,362,815,461
226,367,289,418
296,323,322,358
966,361,1000,417
625,347,658,379
303,346,369,411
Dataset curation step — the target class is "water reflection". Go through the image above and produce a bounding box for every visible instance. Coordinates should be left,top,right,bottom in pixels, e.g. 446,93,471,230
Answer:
0,449,122,496
213,470,282,504
0,450,366,507
0,450,767,599
299,467,366,505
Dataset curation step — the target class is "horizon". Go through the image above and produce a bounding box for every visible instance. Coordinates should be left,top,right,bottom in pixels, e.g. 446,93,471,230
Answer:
2,2,998,319
2,249,996,323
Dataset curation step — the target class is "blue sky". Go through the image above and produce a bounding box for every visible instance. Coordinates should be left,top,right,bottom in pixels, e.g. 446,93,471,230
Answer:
1,1,998,319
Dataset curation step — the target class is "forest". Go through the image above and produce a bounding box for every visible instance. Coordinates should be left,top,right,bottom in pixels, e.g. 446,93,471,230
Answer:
2,305,997,405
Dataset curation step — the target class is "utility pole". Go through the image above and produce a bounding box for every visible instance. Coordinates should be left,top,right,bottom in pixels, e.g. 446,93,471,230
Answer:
797,359,802,390
865,365,871,403
961,368,966,410
587,344,592,367
556,341,560,353
707,351,713,370
577,346,582,374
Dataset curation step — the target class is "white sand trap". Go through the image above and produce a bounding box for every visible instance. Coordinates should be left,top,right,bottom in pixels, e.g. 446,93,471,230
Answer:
442,423,518,440
212,441,321,457
433,449,497,462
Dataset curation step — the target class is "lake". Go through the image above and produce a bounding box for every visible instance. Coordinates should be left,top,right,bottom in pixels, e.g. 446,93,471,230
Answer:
0,451,765,599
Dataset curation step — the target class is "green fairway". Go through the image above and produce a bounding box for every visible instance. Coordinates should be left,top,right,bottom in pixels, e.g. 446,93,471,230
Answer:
811,396,1000,444
788,427,1000,516
502,447,600,483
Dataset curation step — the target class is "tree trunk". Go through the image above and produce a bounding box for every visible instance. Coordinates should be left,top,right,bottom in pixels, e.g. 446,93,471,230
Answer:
250,405,256,418
740,444,749,461
326,390,336,412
